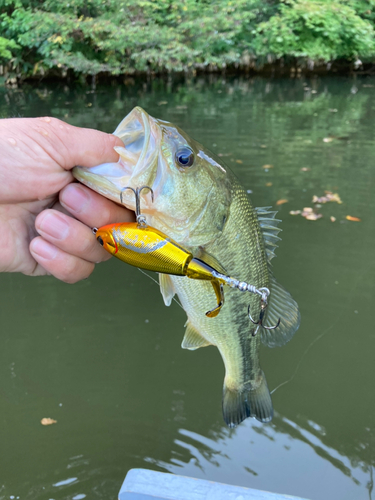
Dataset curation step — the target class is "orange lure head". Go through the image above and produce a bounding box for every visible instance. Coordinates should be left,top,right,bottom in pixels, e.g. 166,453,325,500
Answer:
95,225,119,256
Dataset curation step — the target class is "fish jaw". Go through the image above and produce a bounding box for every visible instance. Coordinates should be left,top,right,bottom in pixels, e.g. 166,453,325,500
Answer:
73,106,160,212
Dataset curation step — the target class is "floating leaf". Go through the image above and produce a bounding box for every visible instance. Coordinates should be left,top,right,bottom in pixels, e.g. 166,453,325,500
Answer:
330,216,336,222
346,215,361,222
41,418,57,425
266,182,272,187
290,210,301,215
276,199,288,205
236,159,243,164
305,213,323,220
323,137,333,143
158,101,168,105
300,167,310,172
312,192,342,204
262,164,273,169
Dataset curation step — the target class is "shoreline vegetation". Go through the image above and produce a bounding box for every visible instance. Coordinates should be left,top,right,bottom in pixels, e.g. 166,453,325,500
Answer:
1,0,375,86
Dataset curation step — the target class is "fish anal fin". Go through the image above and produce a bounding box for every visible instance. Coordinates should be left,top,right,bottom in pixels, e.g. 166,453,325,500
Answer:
222,371,273,427
261,273,301,348
182,322,212,350
159,273,175,306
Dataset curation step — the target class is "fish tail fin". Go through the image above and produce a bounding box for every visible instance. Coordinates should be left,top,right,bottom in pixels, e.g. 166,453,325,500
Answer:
222,371,273,428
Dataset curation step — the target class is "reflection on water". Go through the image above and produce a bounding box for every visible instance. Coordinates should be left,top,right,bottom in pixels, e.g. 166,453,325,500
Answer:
0,75,375,500
147,415,373,500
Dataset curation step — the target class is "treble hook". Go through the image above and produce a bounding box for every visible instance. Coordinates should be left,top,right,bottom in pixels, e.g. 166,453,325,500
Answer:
120,185,154,227
248,300,281,337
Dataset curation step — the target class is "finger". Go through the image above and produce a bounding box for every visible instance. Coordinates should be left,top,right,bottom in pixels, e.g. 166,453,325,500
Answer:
29,237,95,284
59,183,135,228
49,200,72,217
34,117,124,170
35,209,111,264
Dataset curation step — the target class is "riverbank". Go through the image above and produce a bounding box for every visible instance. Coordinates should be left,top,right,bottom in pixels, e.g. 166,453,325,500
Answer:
2,59,375,88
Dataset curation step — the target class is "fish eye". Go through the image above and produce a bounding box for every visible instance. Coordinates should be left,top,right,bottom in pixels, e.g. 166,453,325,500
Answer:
97,236,104,246
175,147,195,168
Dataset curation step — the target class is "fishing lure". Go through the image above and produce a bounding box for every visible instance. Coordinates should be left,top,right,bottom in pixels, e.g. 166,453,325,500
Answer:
94,186,280,328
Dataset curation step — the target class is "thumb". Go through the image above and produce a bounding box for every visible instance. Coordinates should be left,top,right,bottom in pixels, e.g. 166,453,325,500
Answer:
53,119,124,170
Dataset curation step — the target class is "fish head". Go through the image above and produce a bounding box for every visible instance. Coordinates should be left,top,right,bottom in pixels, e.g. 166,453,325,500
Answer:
73,107,232,247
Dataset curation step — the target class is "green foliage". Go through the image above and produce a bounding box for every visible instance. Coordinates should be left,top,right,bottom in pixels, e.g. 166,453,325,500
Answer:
255,0,375,61
0,35,18,60
1,0,375,79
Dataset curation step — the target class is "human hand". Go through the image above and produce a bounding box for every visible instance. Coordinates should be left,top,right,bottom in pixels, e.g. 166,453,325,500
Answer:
0,116,134,282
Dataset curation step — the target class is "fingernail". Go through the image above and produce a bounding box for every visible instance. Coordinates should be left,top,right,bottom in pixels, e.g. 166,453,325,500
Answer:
38,212,69,240
61,184,90,214
31,239,58,260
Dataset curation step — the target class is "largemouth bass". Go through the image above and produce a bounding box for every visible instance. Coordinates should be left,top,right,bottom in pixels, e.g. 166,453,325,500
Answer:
73,107,300,427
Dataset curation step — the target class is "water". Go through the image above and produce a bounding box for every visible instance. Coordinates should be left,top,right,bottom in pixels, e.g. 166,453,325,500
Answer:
0,76,374,500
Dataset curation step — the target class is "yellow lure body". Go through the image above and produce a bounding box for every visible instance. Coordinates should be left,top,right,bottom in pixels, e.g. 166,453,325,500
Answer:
96,222,224,317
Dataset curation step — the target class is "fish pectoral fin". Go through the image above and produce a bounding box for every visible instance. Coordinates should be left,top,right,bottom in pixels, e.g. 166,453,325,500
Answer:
195,248,228,275
159,273,175,306
261,273,301,348
222,371,273,428
182,322,212,350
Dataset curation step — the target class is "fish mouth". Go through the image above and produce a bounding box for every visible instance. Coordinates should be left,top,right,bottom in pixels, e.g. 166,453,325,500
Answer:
73,107,158,210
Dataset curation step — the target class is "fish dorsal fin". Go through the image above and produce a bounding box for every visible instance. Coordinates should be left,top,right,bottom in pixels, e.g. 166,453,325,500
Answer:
195,248,228,275
182,322,212,350
261,273,301,348
255,206,282,263
159,273,175,306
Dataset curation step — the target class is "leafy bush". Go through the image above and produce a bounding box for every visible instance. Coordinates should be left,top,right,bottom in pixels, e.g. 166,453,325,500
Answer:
1,0,375,80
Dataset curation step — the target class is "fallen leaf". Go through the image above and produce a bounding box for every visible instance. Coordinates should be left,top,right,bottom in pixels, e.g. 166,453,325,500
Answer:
300,167,310,172
346,215,361,221
41,418,57,425
236,159,243,164
323,137,333,143
312,192,342,204
330,216,336,222
305,213,323,220
276,199,288,205
266,182,272,187
290,210,301,215
262,164,273,169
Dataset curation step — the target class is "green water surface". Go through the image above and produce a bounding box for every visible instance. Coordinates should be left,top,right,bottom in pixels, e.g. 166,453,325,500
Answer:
0,76,374,500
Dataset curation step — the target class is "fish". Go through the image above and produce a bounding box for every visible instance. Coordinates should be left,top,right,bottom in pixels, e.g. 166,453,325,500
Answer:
73,107,300,427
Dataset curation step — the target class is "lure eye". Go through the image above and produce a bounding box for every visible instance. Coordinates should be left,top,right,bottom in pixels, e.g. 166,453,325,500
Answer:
97,236,104,246
175,147,195,168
